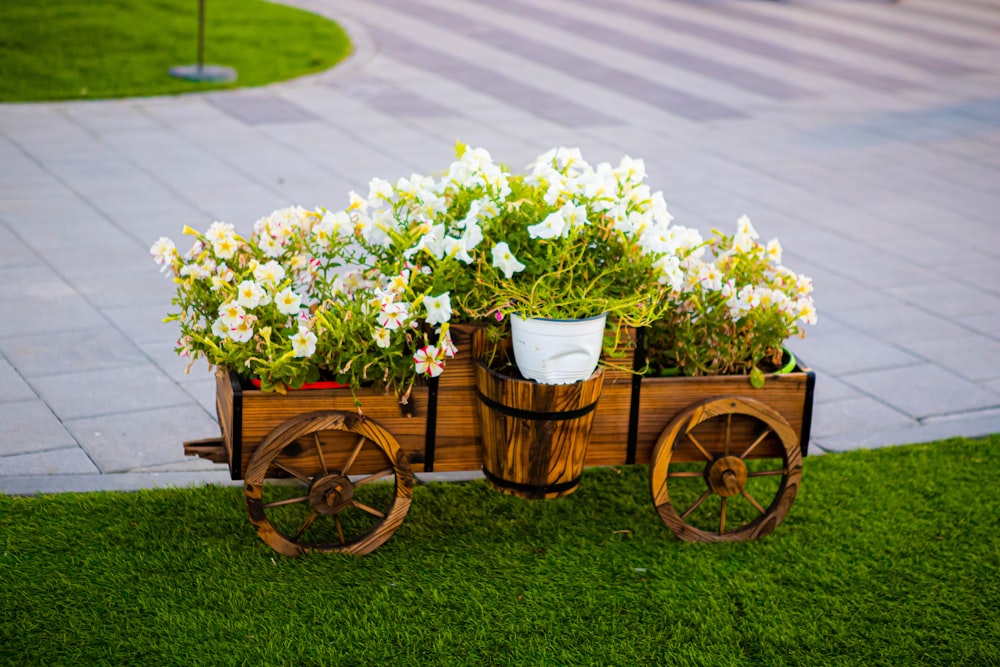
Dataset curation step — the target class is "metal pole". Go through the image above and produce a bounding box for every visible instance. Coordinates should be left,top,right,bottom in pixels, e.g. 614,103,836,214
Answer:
168,0,237,82
197,0,205,72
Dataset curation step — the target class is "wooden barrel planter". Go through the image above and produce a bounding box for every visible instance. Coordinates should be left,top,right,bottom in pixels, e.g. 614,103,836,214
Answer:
474,361,605,500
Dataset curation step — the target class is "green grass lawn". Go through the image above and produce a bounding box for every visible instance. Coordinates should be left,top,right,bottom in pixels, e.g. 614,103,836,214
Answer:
1,436,998,665
0,0,351,102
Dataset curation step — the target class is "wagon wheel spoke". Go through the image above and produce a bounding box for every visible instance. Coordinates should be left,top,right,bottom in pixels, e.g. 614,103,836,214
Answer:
748,469,785,477
292,511,319,541
245,411,414,557
684,432,714,462
680,489,713,520
667,470,705,478
740,427,773,460
724,413,732,457
741,489,767,515
313,433,328,475
651,397,803,543
273,460,311,484
262,495,309,509
341,436,368,476
353,468,394,487
350,499,387,520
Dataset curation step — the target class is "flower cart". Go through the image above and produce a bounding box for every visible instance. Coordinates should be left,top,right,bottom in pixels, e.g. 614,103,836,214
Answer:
157,146,818,556
185,325,815,556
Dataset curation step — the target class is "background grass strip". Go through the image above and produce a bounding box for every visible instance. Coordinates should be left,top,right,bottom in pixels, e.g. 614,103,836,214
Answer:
0,0,351,102
1,436,998,665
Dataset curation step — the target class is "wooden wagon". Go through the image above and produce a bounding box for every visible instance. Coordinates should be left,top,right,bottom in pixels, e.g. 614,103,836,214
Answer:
186,326,816,557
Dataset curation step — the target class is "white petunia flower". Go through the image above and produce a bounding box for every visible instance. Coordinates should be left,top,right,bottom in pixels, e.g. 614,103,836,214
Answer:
150,237,176,272
218,301,246,328
253,260,285,286
424,292,452,325
229,319,254,343
491,242,527,279
275,287,302,315
373,327,392,349
528,210,566,239
413,345,445,378
290,326,317,358
236,280,265,309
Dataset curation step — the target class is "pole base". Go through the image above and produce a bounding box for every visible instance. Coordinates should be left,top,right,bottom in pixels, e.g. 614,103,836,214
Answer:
168,65,237,82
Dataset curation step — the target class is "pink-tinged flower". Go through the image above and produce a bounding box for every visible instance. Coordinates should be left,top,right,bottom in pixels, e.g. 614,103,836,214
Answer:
290,325,317,358
437,326,458,358
229,319,254,343
150,237,176,271
378,302,408,331
218,301,246,328
495,311,505,322
413,345,445,378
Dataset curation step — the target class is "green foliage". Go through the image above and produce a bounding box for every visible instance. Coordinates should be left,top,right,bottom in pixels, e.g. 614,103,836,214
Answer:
0,0,351,102
2,435,998,665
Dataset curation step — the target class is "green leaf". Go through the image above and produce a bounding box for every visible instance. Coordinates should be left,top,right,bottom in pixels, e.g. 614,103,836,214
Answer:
750,366,765,389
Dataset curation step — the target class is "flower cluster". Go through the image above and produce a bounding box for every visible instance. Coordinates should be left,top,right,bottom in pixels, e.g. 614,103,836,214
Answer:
153,146,817,397
645,215,817,386
152,206,450,398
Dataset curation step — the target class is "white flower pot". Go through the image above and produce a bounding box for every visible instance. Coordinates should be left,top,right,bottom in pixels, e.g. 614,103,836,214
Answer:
510,313,607,384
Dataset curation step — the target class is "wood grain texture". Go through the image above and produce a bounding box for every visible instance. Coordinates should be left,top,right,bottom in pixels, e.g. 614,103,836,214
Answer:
243,410,414,557
649,396,803,543
475,362,604,499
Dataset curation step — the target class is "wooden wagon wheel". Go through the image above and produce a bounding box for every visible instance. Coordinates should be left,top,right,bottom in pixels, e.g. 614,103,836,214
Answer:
649,396,802,542
244,411,413,557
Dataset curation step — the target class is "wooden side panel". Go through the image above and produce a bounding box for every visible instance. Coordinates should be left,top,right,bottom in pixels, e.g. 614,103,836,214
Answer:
433,324,486,471
236,384,429,477
215,370,238,478
584,378,633,466
630,372,809,464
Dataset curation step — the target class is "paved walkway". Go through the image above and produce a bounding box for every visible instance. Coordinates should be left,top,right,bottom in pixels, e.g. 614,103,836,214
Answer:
2,0,999,494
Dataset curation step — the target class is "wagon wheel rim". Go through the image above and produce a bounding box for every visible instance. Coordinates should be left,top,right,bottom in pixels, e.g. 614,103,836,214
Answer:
243,411,413,557
649,396,802,543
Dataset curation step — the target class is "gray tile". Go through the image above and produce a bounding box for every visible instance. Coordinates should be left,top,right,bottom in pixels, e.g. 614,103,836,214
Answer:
787,328,922,376
0,470,237,495
102,303,181,347
809,396,915,443
0,295,107,338
842,364,1000,419
0,327,148,378
887,281,1000,319
0,400,78,457
831,303,973,346
0,358,36,402
31,365,195,421
903,335,1000,383
0,224,36,269
812,375,864,404
364,26,619,127
0,447,99,476
207,93,321,125
0,265,77,302
72,268,176,309
68,404,220,473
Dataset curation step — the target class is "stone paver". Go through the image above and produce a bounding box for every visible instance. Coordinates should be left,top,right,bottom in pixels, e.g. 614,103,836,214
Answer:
1,0,999,493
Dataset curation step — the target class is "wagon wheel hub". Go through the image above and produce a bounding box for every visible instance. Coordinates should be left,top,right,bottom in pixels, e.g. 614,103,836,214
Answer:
308,472,354,515
706,456,748,498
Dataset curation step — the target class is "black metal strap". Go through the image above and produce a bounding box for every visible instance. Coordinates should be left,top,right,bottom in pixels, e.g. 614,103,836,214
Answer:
475,389,598,422
626,328,647,465
482,466,581,496
423,375,440,472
